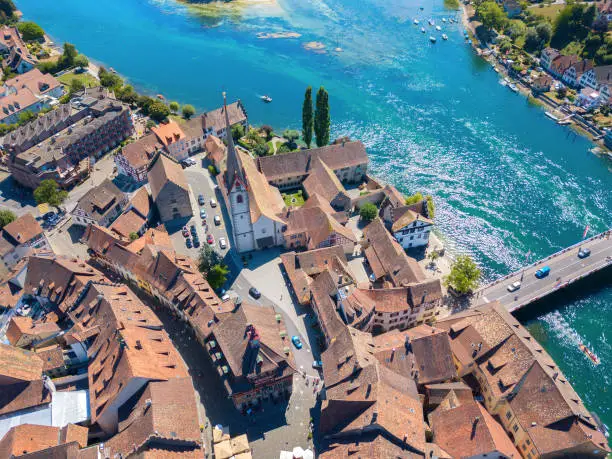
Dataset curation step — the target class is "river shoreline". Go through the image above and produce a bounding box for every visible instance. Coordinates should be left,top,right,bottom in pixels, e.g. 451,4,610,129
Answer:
459,3,612,159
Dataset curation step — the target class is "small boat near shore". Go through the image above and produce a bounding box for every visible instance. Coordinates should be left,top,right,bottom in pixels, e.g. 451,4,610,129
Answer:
545,112,559,122
508,83,519,93
429,36,437,43
442,18,446,22
435,25,441,31
421,27,426,33
442,34,448,40
579,343,600,365
413,18,419,25
429,19,435,26
493,66,499,73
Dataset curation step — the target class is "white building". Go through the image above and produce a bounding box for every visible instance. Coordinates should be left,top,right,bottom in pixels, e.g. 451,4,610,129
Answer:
391,210,433,249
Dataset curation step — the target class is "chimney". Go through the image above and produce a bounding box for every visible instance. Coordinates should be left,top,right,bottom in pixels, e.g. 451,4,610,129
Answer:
471,416,480,439
135,340,142,350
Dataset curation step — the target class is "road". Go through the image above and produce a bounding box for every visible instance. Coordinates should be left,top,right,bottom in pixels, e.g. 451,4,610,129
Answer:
477,232,612,312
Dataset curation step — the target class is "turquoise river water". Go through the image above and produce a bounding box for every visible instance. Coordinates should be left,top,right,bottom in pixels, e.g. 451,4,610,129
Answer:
17,0,612,427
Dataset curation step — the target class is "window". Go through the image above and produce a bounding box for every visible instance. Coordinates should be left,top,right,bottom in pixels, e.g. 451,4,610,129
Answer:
513,424,519,433
237,194,243,204
506,411,512,420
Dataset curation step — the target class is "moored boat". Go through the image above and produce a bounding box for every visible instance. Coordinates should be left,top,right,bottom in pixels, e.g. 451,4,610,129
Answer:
429,36,436,43
413,18,419,24
435,25,441,31
261,95,272,103
421,27,426,33
508,83,519,92
442,34,448,40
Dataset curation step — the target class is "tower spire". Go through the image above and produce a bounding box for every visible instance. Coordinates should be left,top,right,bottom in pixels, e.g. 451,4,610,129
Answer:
223,92,245,190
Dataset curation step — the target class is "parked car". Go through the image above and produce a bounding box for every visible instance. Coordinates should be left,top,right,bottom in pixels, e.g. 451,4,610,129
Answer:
210,198,217,208
181,226,189,237
200,209,207,219
214,215,221,226
186,238,193,249
193,238,200,248
221,293,231,302
291,336,303,349
535,266,551,279
578,248,591,259
507,281,521,292
219,237,227,249
198,194,205,205
312,360,323,370
190,225,197,236
207,234,214,245
249,287,261,299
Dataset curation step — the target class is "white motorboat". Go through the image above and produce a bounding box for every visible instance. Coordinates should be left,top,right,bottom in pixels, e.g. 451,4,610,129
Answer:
442,34,448,40
421,27,426,33
429,36,437,43
413,18,419,24
435,25,441,31
261,95,272,103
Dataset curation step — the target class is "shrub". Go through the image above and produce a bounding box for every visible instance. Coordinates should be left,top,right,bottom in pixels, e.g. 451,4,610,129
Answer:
359,202,378,221
207,165,218,176
182,104,195,119
18,22,44,41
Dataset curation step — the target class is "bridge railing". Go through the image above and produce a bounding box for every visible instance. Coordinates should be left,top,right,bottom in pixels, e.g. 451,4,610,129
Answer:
477,229,611,292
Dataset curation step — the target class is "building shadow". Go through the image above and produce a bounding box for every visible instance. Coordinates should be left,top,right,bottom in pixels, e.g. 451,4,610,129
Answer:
0,175,35,209
67,224,86,244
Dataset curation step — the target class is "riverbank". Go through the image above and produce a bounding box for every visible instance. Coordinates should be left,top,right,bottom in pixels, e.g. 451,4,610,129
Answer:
459,4,612,158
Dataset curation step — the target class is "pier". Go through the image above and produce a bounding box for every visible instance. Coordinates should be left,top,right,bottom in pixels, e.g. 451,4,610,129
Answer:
475,230,612,312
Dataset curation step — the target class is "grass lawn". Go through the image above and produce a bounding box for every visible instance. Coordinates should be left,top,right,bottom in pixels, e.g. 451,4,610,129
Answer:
593,113,612,128
282,191,305,207
57,71,98,88
529,3,564,20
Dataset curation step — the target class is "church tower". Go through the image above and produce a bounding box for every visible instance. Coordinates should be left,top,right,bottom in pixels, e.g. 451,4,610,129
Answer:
223,92,255,252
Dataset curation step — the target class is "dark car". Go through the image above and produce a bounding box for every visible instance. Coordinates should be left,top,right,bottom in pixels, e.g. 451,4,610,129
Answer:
190,225,197,236
193,238,200,248
249,287,261,299
198,194,205,205
186,238,193,249
578,248,591,259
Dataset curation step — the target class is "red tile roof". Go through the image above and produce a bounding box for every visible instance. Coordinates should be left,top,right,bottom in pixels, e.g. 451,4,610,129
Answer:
2,213,43,246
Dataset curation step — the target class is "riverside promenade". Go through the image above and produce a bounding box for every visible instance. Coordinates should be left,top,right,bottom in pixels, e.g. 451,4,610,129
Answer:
475,230,612,312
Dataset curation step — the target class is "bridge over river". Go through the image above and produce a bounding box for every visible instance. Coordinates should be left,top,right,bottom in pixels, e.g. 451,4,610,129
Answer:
475,230,612,312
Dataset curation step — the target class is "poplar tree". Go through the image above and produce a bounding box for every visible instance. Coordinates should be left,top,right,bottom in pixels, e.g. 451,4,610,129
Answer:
302,86,313,148
314,86,330,147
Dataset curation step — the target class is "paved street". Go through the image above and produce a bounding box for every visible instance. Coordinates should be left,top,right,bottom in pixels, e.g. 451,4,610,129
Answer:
478,232,612,312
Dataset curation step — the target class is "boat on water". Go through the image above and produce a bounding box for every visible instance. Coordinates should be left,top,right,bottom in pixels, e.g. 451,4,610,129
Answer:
413,18,419,24
499,79,507,86
420,6,424,10
261,95,272,103
442,18,446,22
109,67,117,73
429,19,435,26
429,36,437,43
449,18,454,23
493,66,499,73
545,112,559,121
435,25,441,31
508,83,519,92
421,27,426,33
579,343,600,365
442,34,448,40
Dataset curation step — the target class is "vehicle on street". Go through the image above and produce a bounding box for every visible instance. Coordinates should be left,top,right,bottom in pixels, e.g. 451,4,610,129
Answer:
198,194,205,205
249,287,261,299
578,248,591,259
214,215,221,226
182,227,189,237
535,266,551,279
234,295,242,307
312,360,323,370
207,234,214,245
507,281,521,292
181,158,196,168
221,293,231,302
193,238,200,248
219,237,227,249
210,198,217,207
190,225,197,236
200,209,207,219
291,336,303,349
186,238,193,249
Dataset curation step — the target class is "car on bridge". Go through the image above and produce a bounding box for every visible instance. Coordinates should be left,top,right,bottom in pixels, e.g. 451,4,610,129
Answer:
507,281,521,292
578,248,591,259
535,266,551,279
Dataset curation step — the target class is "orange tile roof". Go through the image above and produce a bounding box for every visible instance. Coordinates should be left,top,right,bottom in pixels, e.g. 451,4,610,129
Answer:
148,153,188,200
5,68,61,97
2,213,43,245
151,120,186,147
0,343,43,383
109,209,146,239
0,425,60,458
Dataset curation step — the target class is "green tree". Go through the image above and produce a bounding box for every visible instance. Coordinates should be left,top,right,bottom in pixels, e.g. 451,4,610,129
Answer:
58,43,78,69
17,111,36,125
73,54,89,68
506,20,526,41
231,124,245,142
116,85,138,105
198,244,222,274
129,232,139,242
302,86,314,148
260,124,274,141
69,77,85,95
282,129,300,150
359,203,378,221
0,209,16,229
254,142,270,157
145,119,156,130
428,250,440,266
99,72,123,89
476,1,507,31
0,0,16,23
148,101,170,122
405,191,424,205
207,264,229,290
536,22,552,45
169,101,180,113
425,195,435,219
551,4,592,48
246,128,263,146
17,22,44,41
182,104,195,119
524,27,541,52
314,86,330,147
445,255,481,295
33,180,68,208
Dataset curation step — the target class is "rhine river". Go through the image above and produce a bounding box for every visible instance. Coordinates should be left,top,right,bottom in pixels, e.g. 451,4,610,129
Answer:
19,0,612,426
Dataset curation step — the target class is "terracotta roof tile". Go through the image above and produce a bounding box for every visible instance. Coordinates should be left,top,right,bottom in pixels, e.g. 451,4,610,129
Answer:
0,425,60,458
148,153,188,200
120,134,162,170
151,120,186,147
109,209,146,238
2,213,43,246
